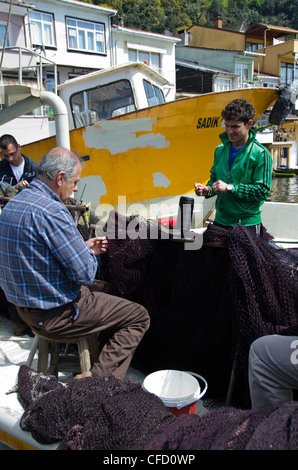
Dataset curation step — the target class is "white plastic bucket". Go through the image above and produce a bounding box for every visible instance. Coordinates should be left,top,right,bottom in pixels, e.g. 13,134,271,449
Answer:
143,369,208,416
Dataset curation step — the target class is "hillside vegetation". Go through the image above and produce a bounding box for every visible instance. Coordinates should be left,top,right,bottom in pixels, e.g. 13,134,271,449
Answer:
80,0,298,36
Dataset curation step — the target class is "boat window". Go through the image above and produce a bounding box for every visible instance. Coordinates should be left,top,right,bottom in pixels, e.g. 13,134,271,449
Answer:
70,79,136,128
143,80,165,106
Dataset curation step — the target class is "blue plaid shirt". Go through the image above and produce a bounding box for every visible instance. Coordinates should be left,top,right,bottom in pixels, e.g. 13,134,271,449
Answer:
0,178,97,309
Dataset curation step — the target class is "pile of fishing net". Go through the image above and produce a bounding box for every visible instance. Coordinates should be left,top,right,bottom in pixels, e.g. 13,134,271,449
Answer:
16,365,174,450
101,214,298,405
137,401,298,450
16,364,298,450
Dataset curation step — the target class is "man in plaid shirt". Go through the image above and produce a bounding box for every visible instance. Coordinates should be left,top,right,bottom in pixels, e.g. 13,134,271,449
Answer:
0,147,150,379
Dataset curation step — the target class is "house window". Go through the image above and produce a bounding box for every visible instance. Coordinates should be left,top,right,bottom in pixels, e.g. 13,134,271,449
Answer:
151,52,160,70
66,18,105,54
235,63,249,81
29,11,56,47
215,77,232,91
280,62,297,85
45,72,58,93
128,48,161,72
263,82,276,89
246,42,263,52
0,22,10,47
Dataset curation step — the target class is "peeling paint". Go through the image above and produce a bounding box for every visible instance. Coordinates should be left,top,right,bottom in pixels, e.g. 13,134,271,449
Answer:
83,118,169,155
78,175,106,207
153,171,171,188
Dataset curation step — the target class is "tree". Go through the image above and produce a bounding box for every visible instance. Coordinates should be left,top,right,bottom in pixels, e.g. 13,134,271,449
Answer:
123,0,166,33
97,0,298,32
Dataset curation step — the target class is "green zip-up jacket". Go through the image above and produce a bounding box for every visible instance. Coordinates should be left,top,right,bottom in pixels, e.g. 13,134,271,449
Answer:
206,129,272,226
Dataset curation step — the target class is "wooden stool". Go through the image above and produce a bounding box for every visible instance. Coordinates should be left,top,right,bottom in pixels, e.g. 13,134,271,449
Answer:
29,332,99,378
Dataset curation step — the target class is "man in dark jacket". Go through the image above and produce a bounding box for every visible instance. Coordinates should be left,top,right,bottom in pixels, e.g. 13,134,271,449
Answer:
0,134,38,189
0,134,38,335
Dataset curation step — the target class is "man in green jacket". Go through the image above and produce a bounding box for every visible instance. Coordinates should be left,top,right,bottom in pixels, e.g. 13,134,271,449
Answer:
194,98,272,235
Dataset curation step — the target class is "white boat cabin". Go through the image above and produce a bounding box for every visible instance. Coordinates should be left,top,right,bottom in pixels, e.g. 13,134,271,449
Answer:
58,62,170,131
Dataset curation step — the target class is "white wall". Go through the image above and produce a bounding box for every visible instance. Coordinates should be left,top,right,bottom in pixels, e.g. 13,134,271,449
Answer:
112,26,178,101
0,116,56,146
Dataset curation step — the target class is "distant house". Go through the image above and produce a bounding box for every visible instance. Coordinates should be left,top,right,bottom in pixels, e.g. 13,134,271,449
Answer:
177,20,298,91
181,18,246,51
175,59,237,96
175,45,257,94
245,23,298,86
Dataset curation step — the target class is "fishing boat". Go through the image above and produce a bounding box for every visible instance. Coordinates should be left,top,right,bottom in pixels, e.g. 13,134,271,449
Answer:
2,61,296,231
0,62,297,450
3,61,281,222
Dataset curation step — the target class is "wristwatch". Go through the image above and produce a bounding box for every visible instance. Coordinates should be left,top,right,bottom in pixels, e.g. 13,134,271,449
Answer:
226,184,234,192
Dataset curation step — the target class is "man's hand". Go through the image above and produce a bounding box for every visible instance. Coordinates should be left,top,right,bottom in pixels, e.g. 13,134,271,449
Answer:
194,182,209,197
86,237,108,255
15,180,29,190
211,180,228,194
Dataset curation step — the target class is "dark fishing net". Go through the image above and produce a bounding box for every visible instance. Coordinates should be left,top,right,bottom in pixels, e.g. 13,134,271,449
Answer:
101,216,298,406
101,211,160,296
135,401,298,450
16,365,298,450
17,365,174,449
227,225,298,363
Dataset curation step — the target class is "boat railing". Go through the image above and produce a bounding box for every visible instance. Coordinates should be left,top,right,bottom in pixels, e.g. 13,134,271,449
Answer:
0,46,58,93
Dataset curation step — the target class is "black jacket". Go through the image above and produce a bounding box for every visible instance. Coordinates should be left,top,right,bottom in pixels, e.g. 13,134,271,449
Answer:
0,154,38,186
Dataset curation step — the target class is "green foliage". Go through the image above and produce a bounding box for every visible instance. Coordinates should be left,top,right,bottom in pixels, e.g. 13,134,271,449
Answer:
90,0,298,34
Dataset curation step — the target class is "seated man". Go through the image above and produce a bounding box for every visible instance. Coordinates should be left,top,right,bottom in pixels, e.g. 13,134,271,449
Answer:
249,334,298,411
0,147,150,379
0,134,38,189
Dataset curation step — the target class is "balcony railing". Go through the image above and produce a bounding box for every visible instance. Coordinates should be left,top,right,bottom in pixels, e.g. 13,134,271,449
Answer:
0,46,57,93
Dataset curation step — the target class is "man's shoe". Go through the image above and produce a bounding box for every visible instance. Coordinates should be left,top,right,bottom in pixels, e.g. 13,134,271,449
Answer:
12,322,33,336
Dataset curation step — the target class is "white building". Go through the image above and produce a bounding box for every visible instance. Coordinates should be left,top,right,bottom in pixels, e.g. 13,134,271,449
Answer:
22,0,117,88
111,24,178,101
0,0,178,143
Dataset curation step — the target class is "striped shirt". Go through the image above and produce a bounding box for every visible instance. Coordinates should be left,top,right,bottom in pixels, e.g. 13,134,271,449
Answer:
0,178,97,309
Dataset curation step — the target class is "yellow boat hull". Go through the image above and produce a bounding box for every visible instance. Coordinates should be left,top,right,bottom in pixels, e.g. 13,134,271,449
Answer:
23,88,277,213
